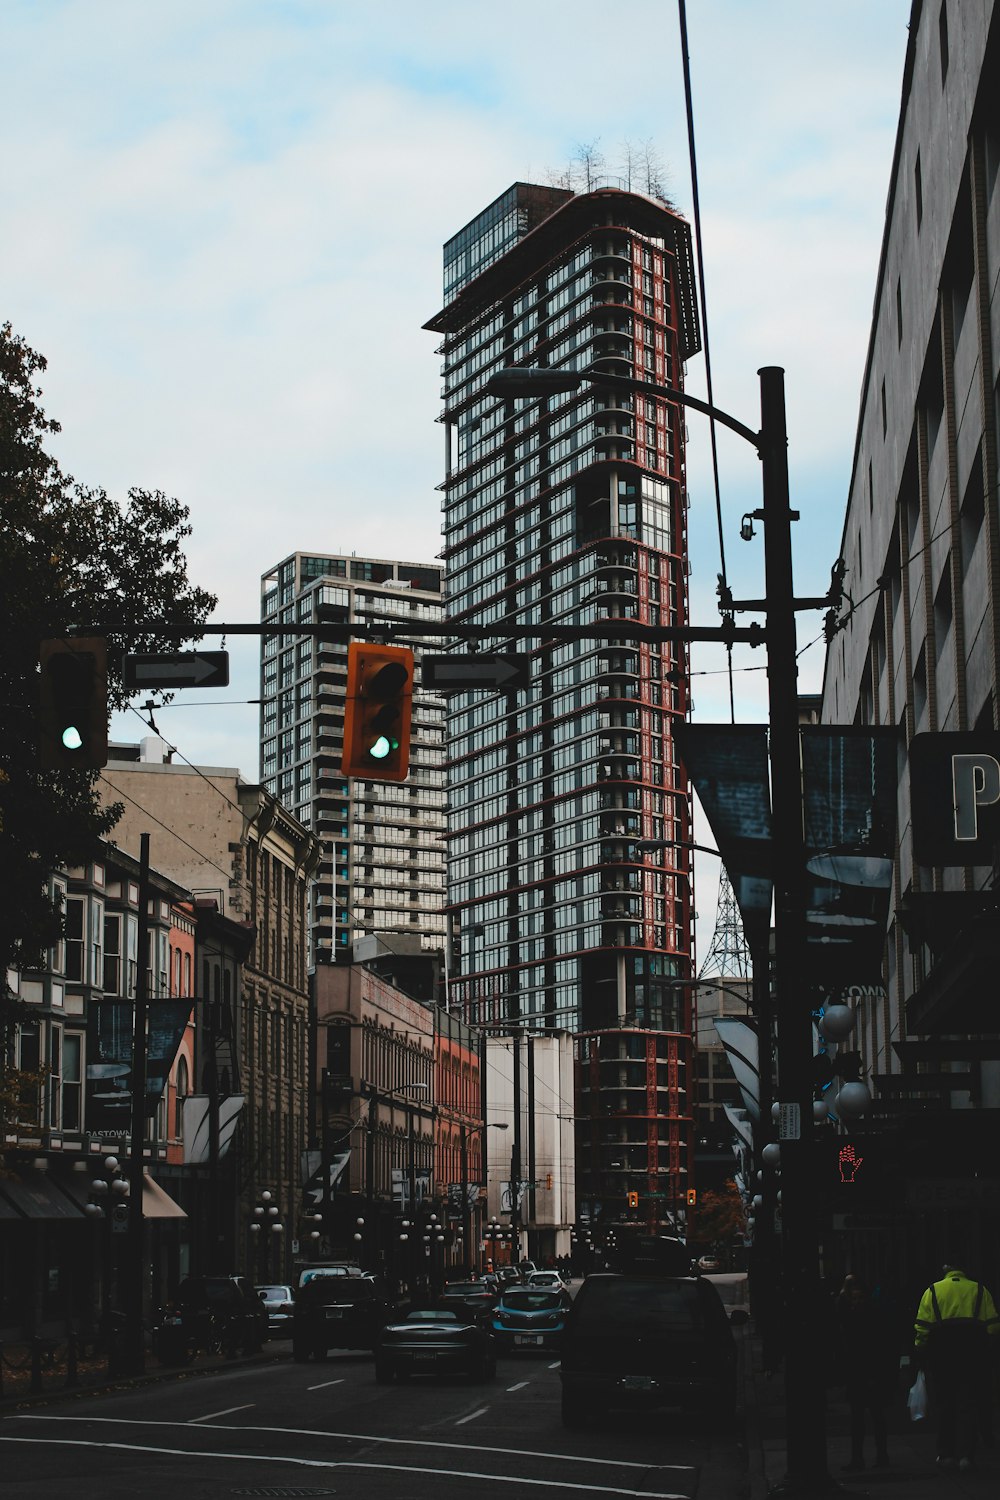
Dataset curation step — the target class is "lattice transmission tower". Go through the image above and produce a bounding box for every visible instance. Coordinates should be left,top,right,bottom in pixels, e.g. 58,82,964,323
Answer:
698,868,752,979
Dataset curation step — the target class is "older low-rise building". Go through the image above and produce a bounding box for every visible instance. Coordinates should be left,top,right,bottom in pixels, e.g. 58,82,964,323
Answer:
101,737,318,1285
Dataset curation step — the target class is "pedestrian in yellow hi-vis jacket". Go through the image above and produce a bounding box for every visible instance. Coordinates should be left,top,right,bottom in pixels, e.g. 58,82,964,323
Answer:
913,1264,999,1474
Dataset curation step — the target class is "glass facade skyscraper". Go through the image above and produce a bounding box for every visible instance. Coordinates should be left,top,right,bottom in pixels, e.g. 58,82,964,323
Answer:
259,553,446,965
426,183,702,1228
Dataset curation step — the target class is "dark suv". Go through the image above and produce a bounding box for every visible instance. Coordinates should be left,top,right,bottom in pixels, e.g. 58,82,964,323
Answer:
159,1275,268,1362
560,1268,746,1426
292,1274,394,1361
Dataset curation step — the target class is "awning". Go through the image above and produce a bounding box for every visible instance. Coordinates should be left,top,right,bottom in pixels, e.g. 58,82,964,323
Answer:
49,1165,187,1220
0,1172,86,1220
141,1172,186,1220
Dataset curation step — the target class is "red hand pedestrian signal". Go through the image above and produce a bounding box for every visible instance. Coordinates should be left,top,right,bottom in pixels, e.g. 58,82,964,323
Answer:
838,1145,864,1183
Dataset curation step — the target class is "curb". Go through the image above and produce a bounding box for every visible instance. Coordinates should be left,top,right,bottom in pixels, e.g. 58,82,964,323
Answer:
0,1340,291,1414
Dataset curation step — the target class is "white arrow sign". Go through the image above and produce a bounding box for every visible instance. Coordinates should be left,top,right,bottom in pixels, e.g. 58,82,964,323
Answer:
123,651,229,690
422,654,529,691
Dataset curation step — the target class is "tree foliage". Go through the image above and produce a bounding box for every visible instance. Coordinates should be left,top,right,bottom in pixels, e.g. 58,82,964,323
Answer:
689,1180,746,1250
0,321,216,1007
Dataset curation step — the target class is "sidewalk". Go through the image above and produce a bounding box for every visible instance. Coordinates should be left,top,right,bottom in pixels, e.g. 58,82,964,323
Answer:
0,1334,290,1410
742,1330,998,1498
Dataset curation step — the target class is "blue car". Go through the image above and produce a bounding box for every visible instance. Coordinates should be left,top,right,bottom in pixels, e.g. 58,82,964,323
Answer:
491,1285,570,1353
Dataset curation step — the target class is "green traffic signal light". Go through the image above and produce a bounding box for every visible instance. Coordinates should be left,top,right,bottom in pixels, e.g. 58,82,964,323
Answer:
341,645,413,781
38,638,109,769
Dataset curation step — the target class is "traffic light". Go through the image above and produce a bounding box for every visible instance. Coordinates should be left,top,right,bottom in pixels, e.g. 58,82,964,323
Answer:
341,643,413,782
626,1190,639,1209
686,1189,697,1206
38,637,108,769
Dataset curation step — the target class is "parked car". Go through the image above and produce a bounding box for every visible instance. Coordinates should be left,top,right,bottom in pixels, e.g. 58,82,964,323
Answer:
697,1255,722,1273
491,1284,570,1353
159,1275,268,1363
436,1280,497,1323
292,1274,393,1360
559,1270,747,1427
375,1308,496,1384
256,1283,295,1334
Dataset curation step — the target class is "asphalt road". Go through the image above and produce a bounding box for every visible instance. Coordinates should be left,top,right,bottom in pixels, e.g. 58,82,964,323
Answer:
0,1340,749,1500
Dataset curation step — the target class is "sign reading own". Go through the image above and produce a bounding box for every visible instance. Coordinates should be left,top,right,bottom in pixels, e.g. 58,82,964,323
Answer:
910,732,1000,865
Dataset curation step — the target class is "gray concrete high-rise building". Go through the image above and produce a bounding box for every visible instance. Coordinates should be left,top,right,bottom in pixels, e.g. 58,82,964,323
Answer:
259,553,447,965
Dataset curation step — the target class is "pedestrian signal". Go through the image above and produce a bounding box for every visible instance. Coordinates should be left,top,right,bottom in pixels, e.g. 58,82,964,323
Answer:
38,637,109,769
341,643,413,782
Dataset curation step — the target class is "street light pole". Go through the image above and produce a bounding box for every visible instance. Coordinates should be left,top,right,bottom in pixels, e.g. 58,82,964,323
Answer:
125,832,151,1377
487,360,830,1494
758,367,823,1493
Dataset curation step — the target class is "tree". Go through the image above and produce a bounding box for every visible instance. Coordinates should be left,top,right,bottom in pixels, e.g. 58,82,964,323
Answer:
0,321,216,1015
689,1180,746,1253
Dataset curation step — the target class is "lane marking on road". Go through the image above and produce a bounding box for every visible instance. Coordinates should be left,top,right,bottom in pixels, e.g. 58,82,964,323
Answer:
307,1379,345,1391
187,1404,254,1424
506,1381,529,1391
455,1407,489,1425
0,1436,693,1496
9,1415,696,1473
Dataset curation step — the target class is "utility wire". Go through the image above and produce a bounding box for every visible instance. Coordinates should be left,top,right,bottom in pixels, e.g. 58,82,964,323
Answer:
677,0,734,723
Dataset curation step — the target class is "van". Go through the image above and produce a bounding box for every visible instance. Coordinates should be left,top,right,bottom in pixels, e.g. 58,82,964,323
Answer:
559,1271,746,1426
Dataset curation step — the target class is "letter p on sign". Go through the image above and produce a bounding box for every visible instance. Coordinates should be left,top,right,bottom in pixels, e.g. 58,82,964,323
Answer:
953,754,1000,841
911,733,1000,864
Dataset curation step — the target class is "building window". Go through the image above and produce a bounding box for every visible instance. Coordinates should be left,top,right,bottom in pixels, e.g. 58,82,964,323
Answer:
62,1033,82,1131
914,151,923,228
65,898,85,983
175,1054,189,1140
938,2,949,85
896,277,903,346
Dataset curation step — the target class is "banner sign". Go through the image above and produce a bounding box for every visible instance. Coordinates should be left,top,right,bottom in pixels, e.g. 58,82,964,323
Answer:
85,997,192,1131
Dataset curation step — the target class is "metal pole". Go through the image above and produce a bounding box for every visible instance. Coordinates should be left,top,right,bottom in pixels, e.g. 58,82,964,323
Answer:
758,367,825,1492
125,832,150,1376
408,1107,417,1295
460,1125,471,1277
510,1030,521,1263
206,999,220,1271
366,1086,378,1273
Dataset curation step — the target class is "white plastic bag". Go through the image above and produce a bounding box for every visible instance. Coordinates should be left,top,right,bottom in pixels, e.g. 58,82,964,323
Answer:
907,1369,928,1423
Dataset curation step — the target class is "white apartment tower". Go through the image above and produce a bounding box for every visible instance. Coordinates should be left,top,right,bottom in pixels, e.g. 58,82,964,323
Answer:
260,552,447,964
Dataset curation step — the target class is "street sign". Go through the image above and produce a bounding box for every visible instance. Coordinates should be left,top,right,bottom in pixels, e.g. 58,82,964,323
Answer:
910,731,1000,864
421,654,530,692
122,651,230,691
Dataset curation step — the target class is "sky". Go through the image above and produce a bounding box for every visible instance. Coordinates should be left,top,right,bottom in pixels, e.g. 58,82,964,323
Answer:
2,0,914,956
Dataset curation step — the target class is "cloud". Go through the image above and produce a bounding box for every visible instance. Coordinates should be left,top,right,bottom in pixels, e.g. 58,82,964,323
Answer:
6,0,912,958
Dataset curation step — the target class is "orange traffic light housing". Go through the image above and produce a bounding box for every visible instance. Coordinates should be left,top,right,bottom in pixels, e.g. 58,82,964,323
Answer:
626,1190,639,1209
686,1189,697,1206
38,637,109,769
341,642,413,782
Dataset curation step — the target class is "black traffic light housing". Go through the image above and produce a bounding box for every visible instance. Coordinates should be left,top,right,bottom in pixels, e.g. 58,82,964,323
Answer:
341,642,413,781
38,637,109,769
